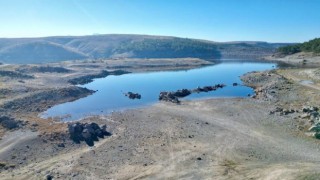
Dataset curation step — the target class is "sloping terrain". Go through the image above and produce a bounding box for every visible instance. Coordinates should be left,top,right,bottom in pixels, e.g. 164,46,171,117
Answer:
0,41,88,64
0,35,291,64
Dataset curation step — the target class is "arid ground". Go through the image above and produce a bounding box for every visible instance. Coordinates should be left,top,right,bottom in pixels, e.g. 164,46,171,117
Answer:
1,58,320,180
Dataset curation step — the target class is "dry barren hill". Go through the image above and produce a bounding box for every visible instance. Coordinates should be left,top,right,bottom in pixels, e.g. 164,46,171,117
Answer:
0,34,291,64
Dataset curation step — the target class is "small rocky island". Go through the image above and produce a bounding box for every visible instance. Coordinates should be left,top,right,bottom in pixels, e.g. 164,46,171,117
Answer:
159,84,226,103
124,92,142,99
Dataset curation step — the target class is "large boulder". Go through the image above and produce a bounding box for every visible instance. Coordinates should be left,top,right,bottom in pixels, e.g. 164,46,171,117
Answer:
68,122,112,146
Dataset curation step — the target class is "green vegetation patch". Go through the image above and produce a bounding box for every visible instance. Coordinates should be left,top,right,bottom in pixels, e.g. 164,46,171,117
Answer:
277,38,320,55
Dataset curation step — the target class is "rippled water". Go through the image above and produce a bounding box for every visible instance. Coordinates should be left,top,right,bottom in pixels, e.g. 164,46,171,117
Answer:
42,61,276,121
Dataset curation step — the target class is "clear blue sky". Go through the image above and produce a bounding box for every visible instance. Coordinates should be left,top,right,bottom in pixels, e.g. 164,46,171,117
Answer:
0,0,319,42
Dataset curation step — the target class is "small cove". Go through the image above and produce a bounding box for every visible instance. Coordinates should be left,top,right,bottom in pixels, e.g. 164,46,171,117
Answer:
42,61,277,121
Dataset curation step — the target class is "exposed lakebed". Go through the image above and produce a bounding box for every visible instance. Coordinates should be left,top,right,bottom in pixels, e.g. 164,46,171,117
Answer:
42,61,276,121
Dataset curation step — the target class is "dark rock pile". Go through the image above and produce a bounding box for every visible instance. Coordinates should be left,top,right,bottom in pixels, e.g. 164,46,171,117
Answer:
68,122,112,146
0,116,21,129
159,84,226,103
125,92,141,99
193,84,226,93
159,92,181,103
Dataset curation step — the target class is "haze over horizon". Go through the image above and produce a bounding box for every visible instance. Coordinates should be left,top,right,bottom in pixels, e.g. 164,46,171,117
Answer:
0,0,319,43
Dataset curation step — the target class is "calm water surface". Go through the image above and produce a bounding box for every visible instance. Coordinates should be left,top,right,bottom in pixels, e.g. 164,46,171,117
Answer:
42,61,276,121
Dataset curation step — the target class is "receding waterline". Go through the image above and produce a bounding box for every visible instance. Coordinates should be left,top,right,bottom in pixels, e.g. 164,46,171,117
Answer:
41,61,276,121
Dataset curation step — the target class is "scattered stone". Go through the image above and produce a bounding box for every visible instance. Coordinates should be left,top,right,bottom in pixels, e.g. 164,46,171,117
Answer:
197,157,202,160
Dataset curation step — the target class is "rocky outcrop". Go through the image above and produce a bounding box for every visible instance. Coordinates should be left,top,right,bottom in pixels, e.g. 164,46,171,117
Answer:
159,84,226,103
125,92,141,99
303,106,320,139
68,122,112,146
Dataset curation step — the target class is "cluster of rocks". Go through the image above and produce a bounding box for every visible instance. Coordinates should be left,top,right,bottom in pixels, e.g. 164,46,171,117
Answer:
0,116,21,129
159,84,226,103
269,107,297,116
68,122,112,146
125,92,141,99
301,106,319,121
303,106,320,139
159,92,181,103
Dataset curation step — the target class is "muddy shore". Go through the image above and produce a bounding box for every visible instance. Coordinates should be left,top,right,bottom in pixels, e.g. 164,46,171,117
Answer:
1,57,320,179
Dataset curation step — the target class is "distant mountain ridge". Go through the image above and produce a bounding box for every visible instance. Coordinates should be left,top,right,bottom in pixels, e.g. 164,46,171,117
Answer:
0,34,292,64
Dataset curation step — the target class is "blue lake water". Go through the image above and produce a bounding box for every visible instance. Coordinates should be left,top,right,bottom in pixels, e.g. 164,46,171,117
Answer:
42,61,276,121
